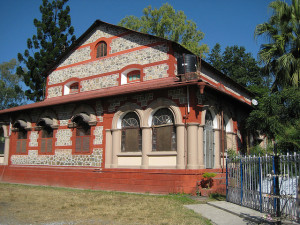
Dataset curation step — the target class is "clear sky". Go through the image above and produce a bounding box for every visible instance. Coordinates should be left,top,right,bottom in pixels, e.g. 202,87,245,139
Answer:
0,0,277,64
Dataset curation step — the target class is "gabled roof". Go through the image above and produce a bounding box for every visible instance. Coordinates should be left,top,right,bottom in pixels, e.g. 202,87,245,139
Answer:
0,20,254,115
45,20,253,96
45,19,191,76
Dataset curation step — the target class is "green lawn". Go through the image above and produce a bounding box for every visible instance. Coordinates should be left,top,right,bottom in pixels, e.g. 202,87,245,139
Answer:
0,182,212,225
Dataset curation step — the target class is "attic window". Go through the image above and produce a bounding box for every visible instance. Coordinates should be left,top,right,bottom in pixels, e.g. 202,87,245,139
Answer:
127,70,140,83
64,81,80,95
70,82,79,94
96,41,107,58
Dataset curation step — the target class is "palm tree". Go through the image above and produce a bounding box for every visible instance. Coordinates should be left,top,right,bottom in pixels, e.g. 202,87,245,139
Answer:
255,0,300,91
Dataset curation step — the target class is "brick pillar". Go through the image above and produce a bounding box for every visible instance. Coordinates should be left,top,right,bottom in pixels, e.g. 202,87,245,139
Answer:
198,125,205,169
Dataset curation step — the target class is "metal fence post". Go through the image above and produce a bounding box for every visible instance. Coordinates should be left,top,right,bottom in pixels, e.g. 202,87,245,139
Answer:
259,156,262,212
226,157,228,202
241,158,243,206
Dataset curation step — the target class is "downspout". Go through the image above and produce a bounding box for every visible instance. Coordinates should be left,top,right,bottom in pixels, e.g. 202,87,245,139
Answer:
221,109,224,172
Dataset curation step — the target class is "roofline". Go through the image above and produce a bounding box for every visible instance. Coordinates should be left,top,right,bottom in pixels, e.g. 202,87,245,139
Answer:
0,77,252,116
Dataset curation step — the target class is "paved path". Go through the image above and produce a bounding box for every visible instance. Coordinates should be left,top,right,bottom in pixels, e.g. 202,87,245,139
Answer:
185,201,286,225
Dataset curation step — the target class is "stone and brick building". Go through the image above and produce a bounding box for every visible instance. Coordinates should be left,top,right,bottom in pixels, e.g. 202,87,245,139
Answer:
0,20,253,194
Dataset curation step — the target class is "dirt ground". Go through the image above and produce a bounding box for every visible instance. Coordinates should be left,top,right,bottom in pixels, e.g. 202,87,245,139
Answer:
0,183,212,225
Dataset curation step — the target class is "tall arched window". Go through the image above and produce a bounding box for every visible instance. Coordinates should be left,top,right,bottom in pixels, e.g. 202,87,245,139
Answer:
0,127,4,155
96,41,107,58
13,120,27,154
204,111,214,168
37,118,54,154
152,108,176,151
121,112,141,152
72,113,91,153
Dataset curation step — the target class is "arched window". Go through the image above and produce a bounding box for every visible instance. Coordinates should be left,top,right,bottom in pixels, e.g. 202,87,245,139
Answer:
204,111,214,168
0,127,4,155
127,70,140,83
96,41,107,58
152,108,176,151
121,112,141,152
13,120,27,154
72,113,91,153
69,82,79,94
37,118,54,154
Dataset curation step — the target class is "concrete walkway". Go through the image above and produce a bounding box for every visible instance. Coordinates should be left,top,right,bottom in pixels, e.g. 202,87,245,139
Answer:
185,201,291,225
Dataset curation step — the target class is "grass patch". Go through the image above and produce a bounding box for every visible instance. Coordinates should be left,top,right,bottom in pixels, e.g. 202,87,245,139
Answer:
0,182,212,225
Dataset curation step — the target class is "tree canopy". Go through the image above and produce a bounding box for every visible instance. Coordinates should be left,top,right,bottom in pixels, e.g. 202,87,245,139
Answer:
254,0,300,91
207,43,270,92
247,0,300,153
0,59,25,110
118,3,208,57
17,0,76,102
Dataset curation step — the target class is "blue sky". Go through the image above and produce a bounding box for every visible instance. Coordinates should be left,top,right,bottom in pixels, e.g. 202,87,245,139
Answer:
0,0,276,64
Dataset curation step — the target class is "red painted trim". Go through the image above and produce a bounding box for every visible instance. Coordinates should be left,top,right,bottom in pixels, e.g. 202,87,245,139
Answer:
53,42,167,72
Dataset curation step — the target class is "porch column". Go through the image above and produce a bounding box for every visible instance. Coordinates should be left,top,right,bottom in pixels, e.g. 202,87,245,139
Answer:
176,123,185,169
213,129,221,169
141,127,151,169
198,125,205,169
111,129,121,168
104,129,112,168
187,123,199,169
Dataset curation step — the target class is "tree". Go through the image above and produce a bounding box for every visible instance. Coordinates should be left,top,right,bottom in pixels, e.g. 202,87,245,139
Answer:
17,0,76,102
246,87,300,152
0,59,25,110
118,3,208,56
254,0,300,91
207,44,270,91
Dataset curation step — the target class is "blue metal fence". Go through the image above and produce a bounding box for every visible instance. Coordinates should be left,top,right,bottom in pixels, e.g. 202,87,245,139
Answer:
226,153,300,222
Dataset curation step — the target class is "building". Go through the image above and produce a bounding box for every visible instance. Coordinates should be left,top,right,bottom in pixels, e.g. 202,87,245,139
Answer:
0,20,253,194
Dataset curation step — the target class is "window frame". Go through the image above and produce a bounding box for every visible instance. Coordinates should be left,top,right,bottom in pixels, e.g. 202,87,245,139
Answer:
15,129,28,154
0,127,5,155
96,41,107,58
121,112,142,152
69,82,79,94
127,70,141,83
151,108,176,152
39,126,54,154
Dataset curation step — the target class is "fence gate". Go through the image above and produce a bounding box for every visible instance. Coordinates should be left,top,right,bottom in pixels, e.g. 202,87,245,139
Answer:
226,153,300,222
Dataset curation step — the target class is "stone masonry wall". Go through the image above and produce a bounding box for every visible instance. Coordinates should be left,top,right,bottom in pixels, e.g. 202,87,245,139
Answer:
58,47,91,68
47,86,63,99
11,148,103,167
48,44,169,85
110,33,157,54
143,63,169,81
81,74,119,92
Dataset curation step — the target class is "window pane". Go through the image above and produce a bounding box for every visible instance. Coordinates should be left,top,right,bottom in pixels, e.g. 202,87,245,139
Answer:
156,126,172,151
124,128,139,152
0,128,4,154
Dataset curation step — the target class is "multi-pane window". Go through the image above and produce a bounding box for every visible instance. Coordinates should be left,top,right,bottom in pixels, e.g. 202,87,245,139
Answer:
152,108,176,151
70,82,79,94
127,70,140,83
121,112,142,152
41,126,53,153
96,41,107,58
75,123,91,153
0,128,4,155
16,129,27,153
